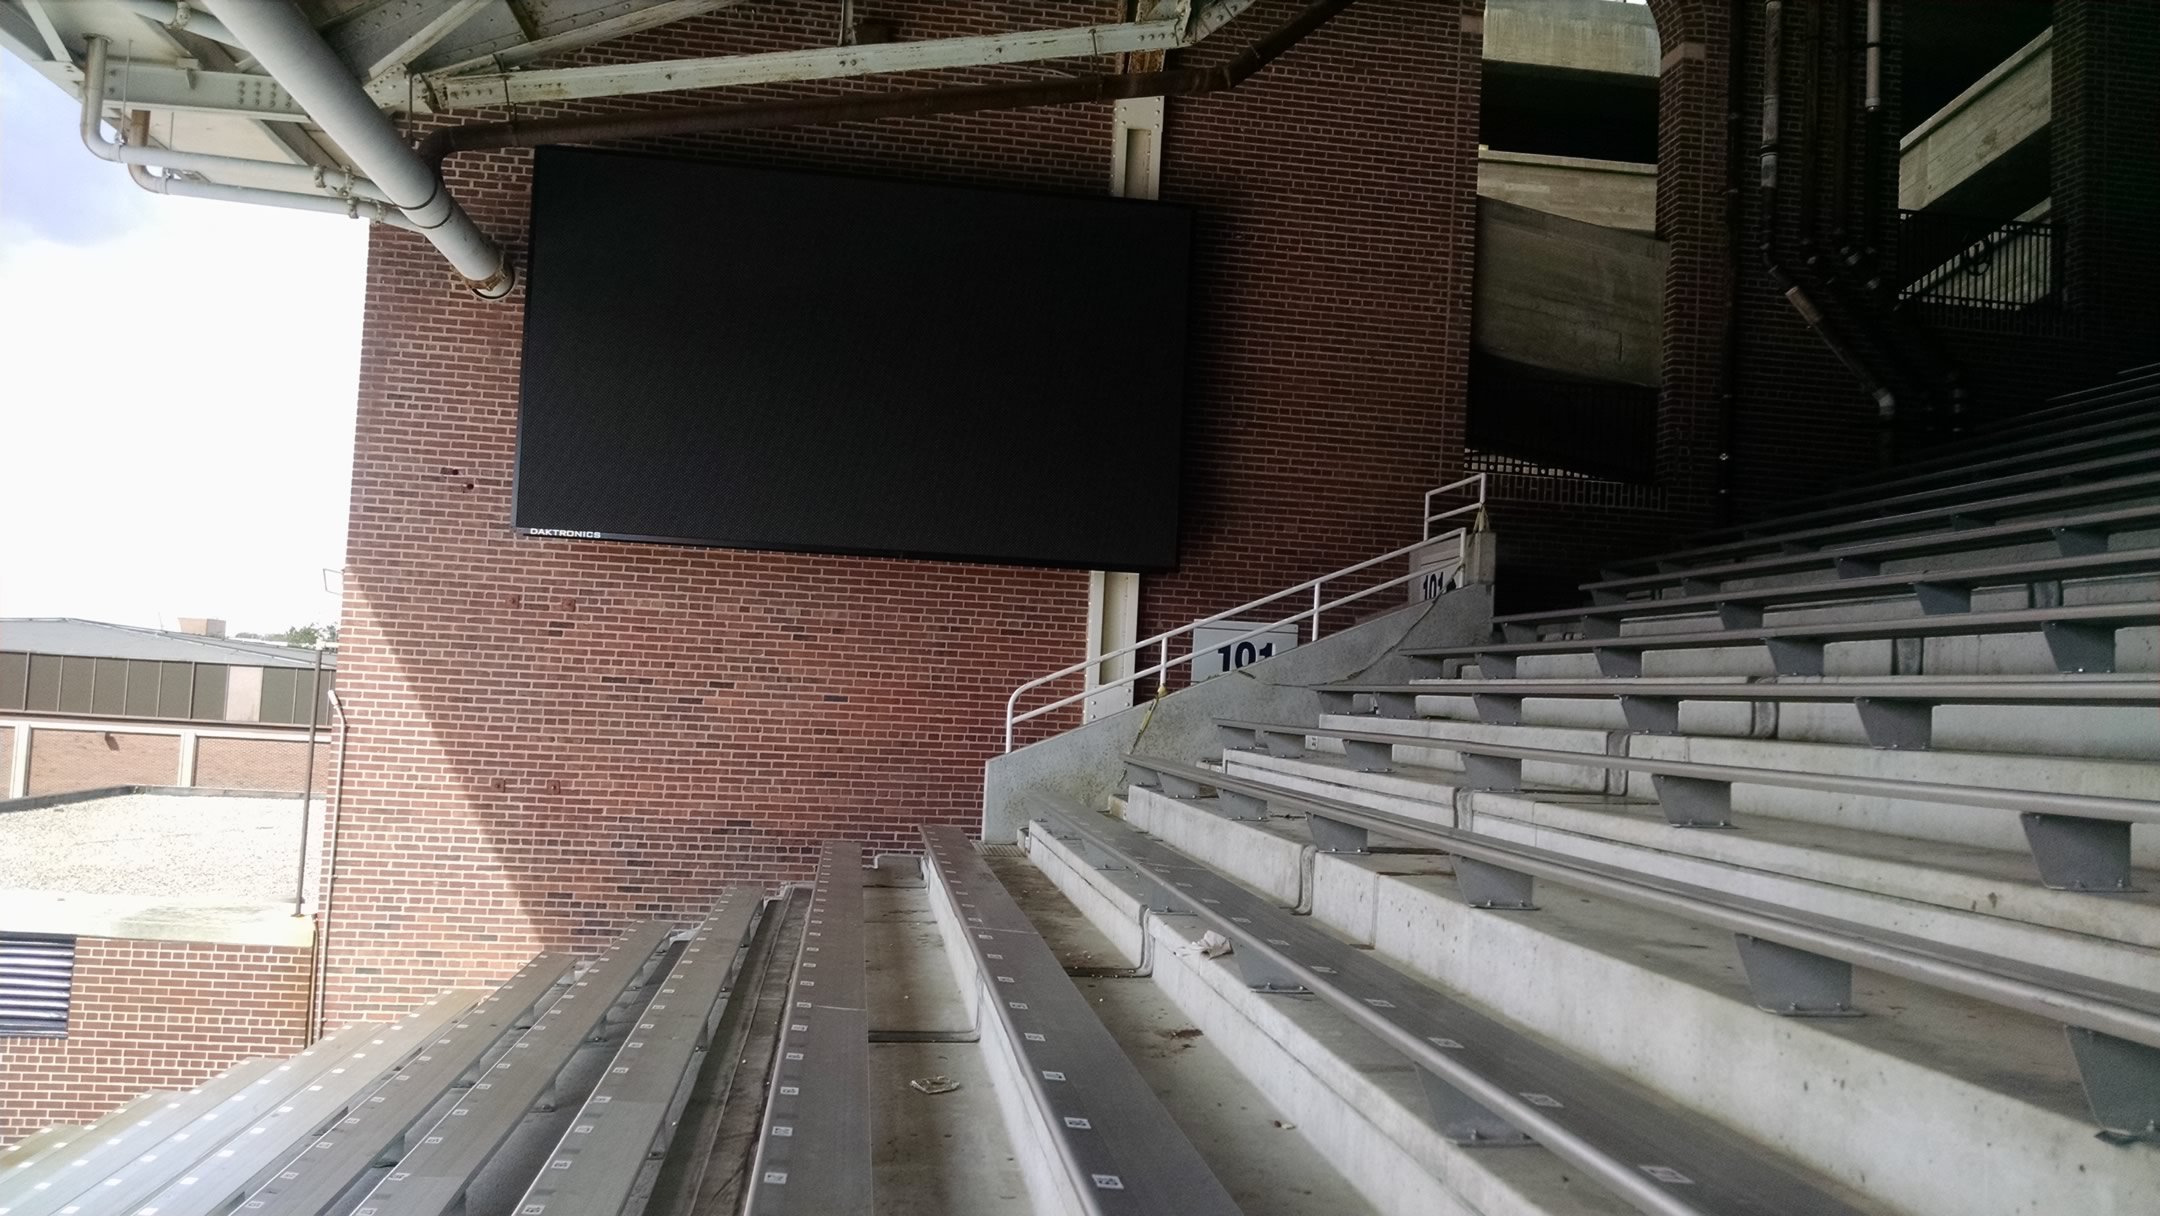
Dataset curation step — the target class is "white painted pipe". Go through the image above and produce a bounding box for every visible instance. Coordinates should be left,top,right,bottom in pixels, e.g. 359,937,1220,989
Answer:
81,38,394,204
122,0,243,49
129,160,422,230
203,0,513,298
1864,0,1882,113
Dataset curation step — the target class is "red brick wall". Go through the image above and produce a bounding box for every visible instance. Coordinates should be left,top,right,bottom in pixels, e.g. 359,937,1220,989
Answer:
0,938,310,1145
195,736,329,794
325,0,1483,1019
1134,1,1479,646
25,731,178,796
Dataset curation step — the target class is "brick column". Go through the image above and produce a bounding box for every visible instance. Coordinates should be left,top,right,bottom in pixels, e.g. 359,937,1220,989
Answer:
2052,0,2160,370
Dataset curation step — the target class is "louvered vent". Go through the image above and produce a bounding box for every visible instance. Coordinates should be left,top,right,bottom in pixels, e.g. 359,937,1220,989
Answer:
0,932,75,1037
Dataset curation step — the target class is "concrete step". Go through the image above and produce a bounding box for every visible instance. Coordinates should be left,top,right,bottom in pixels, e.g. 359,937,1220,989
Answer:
1113,785,2160,1216
955,846,1385,1216
1018,818,1875,1216
1308,714,2160,864
1219,748,2160,990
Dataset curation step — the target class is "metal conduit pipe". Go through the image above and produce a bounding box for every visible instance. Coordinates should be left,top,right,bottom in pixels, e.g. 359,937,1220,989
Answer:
82,38,393,204
123,110,421,230
1864,0,1882,113
1757,0,1895,422
419,0,1359,163
203,0,512,298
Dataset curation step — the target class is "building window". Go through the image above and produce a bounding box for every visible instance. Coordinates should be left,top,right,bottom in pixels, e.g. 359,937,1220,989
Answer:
0,932,75,1038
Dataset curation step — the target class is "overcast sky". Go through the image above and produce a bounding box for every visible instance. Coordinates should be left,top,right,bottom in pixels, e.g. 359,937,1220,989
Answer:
0,52,366,636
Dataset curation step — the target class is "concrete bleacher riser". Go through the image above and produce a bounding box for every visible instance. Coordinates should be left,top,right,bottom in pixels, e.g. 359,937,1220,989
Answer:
1119,786,2160,1216
1022,825,1645,1216
1220,749,2160,989
1306,715,2160,865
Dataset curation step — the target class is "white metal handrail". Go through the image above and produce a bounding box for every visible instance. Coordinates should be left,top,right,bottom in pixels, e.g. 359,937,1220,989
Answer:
1004,474,1486,750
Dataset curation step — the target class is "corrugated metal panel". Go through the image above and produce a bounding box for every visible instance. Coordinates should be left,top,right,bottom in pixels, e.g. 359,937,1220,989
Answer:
0,932,75,1038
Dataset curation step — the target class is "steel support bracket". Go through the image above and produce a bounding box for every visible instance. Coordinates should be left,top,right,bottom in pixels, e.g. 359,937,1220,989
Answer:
1217,724,1262,752
2020,813,2139,893
1501,622,1541,643
1593,646,1644,678
1462,754,1522,793
1733,934,1862,1017
1124,762,1162,791
2066,1026,2160,1143
1834,556,1881,578
1618,695,1681,735
1578,614,1622,639
1474,651,1519,679
1308,813,1369,855
1913,582,1972,615
2043,621,2116,674
1472,693,1524,726
1717,602,1765,631
1159,770,1209,799
1765,637,1826,677
1651,774,1736,828
1317,689,1360,716
1855,697,1933,749
2052,525,2109,558
1216,788,1271,822
1455,856,1537,909
1417,1069,1535,1146
1376,692,1422,720
1257,729,1307,758
1344,737,1395,773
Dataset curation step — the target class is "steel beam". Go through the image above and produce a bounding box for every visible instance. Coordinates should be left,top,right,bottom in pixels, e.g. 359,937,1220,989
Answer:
94,62,312,121
424,18,1186,111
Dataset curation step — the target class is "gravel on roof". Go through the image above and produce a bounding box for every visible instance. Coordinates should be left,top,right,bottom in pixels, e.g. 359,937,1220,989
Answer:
0,792,323,904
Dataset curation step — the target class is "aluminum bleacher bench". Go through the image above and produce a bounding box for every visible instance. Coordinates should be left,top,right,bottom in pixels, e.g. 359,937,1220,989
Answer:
920,824,1243,1215
1119,753,2160,1143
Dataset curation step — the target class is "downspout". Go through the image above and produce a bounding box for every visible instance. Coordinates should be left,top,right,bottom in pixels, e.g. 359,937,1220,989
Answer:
1860,0,1884,260
1758,0,1896,424
307,687,352,1041
419,0,1359,162
202,0,513,299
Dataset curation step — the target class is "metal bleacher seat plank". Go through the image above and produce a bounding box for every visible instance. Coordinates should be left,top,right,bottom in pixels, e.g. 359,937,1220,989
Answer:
1030,800,1870,1216
237,957,576,1216
0,1094,166,1202
351,921,675,1216
1120,752,2160,1140
520,888,763,1216
1498,545,2160,634
1305,675,2156,747
745,844,871,1216
121,993,487,1216
1781,425,2160,514
1679,448,2160,544
7,1024,388,1216
1213,718,2160,889
1583,501,2160,600
1598,469,2160,577
919,824,1243,1215
1403,600,2151,676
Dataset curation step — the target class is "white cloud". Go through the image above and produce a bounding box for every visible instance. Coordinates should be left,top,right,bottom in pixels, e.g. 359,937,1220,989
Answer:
0,80,368,635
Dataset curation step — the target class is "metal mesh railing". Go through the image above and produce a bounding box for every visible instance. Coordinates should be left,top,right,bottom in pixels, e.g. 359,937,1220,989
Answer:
1897,210,2063,333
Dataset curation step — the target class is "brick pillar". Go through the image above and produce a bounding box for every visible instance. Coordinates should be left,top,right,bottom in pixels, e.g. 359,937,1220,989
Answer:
2052,0,2160,369
1648,0,1732,529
